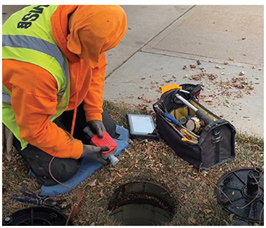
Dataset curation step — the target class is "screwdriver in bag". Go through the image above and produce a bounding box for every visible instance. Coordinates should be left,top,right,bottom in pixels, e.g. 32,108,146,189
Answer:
164,113,200,139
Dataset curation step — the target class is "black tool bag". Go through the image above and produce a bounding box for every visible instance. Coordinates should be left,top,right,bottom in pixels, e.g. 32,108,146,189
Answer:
153,84,236,170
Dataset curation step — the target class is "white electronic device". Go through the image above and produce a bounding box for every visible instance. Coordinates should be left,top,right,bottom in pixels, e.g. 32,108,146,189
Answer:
127,114,158,139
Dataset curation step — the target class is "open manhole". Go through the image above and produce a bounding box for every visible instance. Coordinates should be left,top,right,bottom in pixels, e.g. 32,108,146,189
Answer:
108,181,176,225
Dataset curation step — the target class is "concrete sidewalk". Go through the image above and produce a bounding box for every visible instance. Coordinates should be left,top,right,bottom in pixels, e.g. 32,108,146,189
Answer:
2,5,264,138
105,5,264,138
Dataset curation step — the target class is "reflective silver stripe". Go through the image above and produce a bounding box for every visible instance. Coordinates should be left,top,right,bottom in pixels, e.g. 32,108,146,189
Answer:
2,35,68,94
2,90,11,104
2,88,63,104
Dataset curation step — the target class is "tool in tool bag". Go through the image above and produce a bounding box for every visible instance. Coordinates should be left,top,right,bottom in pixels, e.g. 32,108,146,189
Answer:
155,110,197,144
181,137,197,144
186,116,203,134
164,113,199,139
179,116,187,125
180,129,198,143
180,129,198,141
154,85,236,169
154,103,200,139
175,93,214,125
12,189,70,211
154,104,184,138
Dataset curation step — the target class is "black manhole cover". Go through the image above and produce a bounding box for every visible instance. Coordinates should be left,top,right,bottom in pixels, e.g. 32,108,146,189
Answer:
108,181,176,225
2,207,71,226
216,168,264,223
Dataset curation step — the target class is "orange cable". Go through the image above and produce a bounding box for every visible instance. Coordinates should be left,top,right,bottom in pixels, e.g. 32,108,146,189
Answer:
70,92,79,136
70,73,80,136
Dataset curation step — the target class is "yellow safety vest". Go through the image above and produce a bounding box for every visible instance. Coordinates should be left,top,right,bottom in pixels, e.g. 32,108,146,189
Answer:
2,5,70,149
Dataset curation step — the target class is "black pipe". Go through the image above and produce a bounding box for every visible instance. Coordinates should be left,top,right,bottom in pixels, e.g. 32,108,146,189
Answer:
247,170,260,196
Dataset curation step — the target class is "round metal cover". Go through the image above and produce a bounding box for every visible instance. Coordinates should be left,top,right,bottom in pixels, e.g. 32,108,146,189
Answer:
216,168,264,223
2,206,72,226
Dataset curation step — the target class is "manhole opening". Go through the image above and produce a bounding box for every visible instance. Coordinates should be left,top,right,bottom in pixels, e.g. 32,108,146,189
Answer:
108,181,176,225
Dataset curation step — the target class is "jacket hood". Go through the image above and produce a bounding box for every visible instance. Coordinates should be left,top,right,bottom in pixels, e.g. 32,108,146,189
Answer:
66,5,127,68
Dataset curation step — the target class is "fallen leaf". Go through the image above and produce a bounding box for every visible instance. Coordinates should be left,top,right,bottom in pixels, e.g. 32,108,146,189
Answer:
86,179,97,187
204,209,213,214
229,213,235,221
215,65,223,69
188,216,197,225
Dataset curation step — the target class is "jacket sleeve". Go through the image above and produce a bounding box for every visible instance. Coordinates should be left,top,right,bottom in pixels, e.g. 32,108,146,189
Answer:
83,52,107,122
6,60,83,159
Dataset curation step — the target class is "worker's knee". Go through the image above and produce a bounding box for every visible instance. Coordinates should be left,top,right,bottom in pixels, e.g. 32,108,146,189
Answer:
18,144,81,186
46,157,82,185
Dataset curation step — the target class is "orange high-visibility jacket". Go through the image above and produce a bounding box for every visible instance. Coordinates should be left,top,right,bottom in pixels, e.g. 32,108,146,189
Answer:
2,5,127,159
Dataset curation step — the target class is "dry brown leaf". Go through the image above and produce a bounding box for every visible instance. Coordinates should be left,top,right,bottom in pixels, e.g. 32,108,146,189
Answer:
204,209,213,214
188,216,197,225
86,179,97,187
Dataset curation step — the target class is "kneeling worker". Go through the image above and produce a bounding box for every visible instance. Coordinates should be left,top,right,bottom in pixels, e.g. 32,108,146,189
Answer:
2,5,127,186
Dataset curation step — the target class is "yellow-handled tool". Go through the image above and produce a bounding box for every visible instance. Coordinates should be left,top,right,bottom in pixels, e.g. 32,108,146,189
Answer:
181,137,197,144
181,129,198,140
